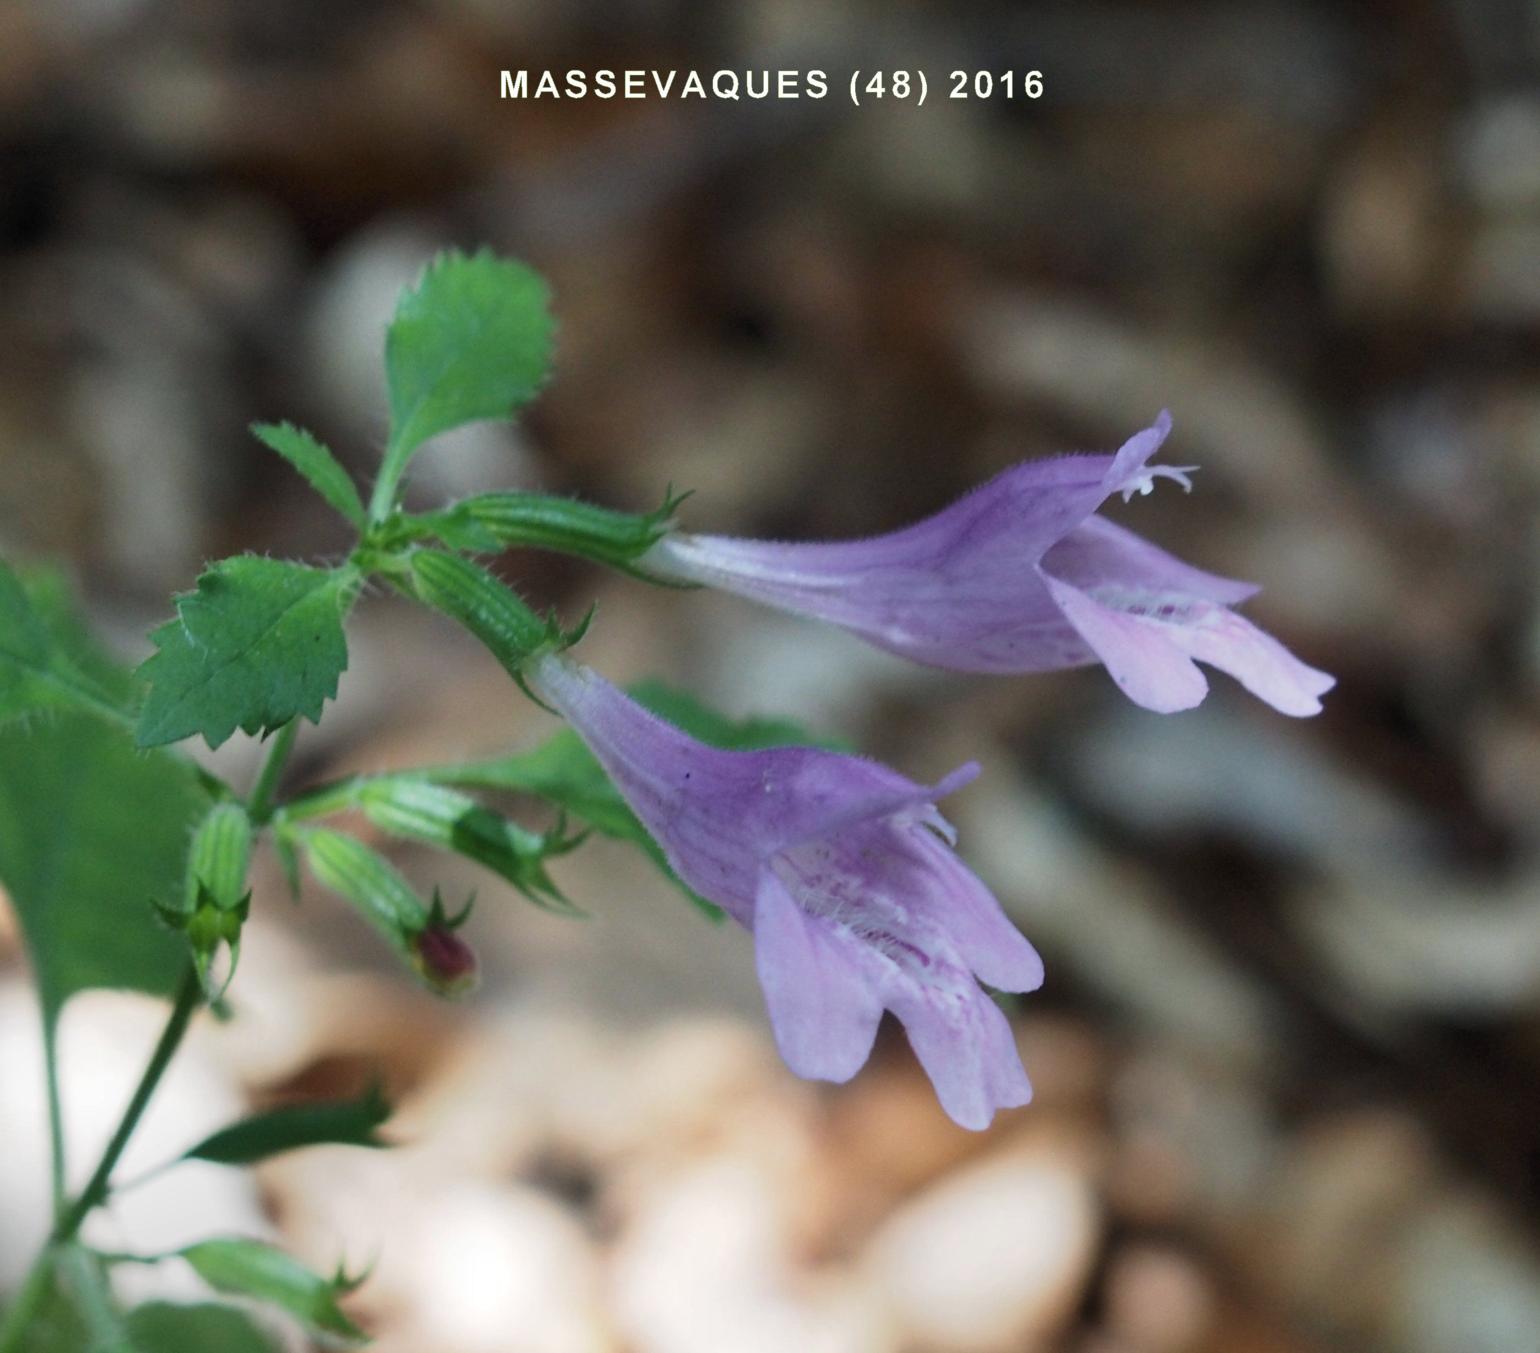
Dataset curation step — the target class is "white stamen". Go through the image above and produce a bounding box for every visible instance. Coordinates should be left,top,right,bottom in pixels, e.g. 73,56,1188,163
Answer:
1119,464,1199,503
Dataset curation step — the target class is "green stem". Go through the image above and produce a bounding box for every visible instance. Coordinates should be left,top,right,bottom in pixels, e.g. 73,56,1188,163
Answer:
43,1021,65,1221
0,969,201,1353
367,435,410,526
247,720,299,825
53,966,203,1242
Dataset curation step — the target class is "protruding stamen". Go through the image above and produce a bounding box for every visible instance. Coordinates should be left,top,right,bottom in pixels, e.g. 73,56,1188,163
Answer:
1119,464,1199,503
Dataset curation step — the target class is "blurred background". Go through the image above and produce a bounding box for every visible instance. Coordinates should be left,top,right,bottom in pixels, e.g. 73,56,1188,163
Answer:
3,1,1540,1350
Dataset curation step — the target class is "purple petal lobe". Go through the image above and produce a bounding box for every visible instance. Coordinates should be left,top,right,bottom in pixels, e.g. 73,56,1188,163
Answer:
784,761,978,851
902,830,1045,993
887,978,1034,1130
754,870,883,1082
1045,516,1261,607
1040,566,1333,717
1167,606,1336,717
1041,572,1210,712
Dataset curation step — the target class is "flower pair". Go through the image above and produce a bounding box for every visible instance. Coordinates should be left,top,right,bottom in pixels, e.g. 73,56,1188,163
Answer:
537,415,1332,1128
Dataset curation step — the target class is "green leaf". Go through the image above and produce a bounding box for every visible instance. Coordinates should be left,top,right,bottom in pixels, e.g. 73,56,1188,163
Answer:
53,1245,133,1353
20,1255,281,1352
18,1262,93,1353
123,1302,278,1353
0,560,134,730
179,1238,366,1342
408,549,562,681
19,566,140,708
382,248,553,472
625,680,841,751
424,682,838,918
411,486,687,576
0,712,206,1026
136,558,359,749
251,423,365,530
181,1083,392,1167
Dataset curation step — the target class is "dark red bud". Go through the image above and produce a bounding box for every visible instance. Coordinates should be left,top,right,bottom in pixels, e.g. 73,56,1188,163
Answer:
410,925,479,998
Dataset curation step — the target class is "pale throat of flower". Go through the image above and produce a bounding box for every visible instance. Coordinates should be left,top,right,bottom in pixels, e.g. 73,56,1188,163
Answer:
1083,585,1212,626
1118,463,1199,502
766,819,959,976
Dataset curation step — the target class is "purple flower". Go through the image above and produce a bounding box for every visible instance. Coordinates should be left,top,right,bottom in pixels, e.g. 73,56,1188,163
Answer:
641,412,1334,716
526,654,1043,1130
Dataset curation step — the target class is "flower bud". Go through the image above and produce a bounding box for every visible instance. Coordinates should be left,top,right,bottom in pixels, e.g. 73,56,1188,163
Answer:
409,923,479,998
408,888,479,998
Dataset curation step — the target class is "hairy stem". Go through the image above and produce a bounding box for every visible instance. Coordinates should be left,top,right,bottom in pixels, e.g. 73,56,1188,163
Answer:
247,719,299,825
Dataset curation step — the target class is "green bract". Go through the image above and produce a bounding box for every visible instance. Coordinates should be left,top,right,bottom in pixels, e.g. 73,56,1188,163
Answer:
136,558,359,749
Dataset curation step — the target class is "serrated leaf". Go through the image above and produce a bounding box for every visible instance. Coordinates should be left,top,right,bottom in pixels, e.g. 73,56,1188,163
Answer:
0,560,134,729
182,1083,392,1166
382,248,553,471
424,683,839,919
124,1302,278,1353
252,423,365,530
136,558,359,749
179,1238,366,1342
0,713,206,1027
